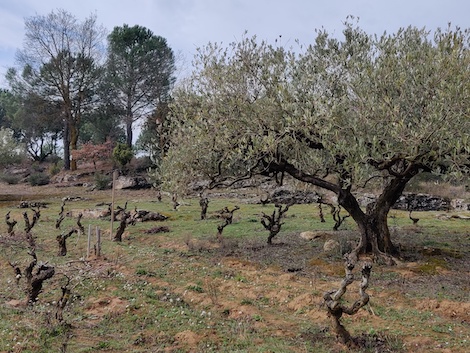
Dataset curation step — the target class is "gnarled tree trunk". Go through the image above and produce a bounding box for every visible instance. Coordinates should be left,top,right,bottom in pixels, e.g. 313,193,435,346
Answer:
337,174,414,262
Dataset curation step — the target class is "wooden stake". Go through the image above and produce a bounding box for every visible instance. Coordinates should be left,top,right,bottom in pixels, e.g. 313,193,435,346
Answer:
96,226,101,257
87,224,91,258
110,170,118,240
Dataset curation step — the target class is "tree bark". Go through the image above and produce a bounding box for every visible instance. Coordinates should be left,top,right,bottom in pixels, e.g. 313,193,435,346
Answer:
324,261,372,346
272,159,419,260
114,211,131,242
24,250,55,304
337,187,397,262
63,119,71,170
126,120,133,148
70,124,79,171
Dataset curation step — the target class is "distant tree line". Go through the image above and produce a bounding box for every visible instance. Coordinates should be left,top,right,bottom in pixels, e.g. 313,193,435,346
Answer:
0,9,175,170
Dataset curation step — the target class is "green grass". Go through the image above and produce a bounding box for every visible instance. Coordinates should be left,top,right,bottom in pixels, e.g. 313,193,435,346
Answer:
0,186,469,352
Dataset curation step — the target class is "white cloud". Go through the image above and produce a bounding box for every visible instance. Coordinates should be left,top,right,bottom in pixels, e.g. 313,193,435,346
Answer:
0,0,469,88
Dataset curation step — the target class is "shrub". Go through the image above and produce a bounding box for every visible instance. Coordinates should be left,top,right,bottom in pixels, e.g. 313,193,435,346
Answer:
0,173,21,184
113,143,134,169
0,128,26,167
94,172,112,190
73,141,113,170
133,156,154,172
28,172,50,186
48,162,62,176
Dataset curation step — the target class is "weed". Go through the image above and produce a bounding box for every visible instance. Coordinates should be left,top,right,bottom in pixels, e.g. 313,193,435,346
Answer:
240,298,254,305
415,257,448,274
234,274,248,283
187,284,204,293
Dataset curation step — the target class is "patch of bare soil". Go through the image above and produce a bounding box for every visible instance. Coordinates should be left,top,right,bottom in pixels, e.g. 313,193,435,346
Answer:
148,229,470,352
85,296,128,319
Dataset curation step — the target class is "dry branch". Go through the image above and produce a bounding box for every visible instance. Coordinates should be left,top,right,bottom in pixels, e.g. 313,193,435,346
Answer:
76,213,85,234
56,200,66,229
56,276,71,322
23,208,40,233
215,206,240,241
132,207,168,222
113,211,131,242
217,206,240,225
5,211,17,235
56,229,78,256
216,222,228,242
199,193,209,220
323,260,372,346
18,250,56,305
329,204,350,231
261,203,291,244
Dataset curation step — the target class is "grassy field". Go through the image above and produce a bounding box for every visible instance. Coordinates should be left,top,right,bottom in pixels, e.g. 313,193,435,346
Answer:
0,182,469,353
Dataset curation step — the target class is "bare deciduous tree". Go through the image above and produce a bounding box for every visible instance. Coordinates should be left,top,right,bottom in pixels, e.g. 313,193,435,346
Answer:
56,200,66,229
23,208,40,233
217,206,240,225
7,9,106,170
114,211,131,242
56,276,71,322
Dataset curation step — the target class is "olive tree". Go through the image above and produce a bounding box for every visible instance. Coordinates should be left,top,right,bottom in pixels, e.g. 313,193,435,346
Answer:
163,22,470,263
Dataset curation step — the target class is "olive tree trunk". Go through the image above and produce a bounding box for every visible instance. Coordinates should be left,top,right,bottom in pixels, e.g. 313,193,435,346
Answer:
337,174,414,262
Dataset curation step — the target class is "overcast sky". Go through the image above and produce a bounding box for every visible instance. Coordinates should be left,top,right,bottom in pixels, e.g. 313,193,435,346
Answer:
1,0,469,88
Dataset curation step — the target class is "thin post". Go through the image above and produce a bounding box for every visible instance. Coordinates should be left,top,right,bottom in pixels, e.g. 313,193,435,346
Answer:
87,224,91,258
110,170,118,240
96,226,101,257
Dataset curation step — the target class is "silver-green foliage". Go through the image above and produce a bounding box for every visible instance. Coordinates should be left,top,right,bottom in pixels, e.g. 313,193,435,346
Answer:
0,128,25,167
164,21,470,192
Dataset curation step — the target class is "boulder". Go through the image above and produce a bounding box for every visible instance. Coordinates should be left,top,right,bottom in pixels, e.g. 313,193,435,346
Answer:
323,239,340,253
451,198,469,211
299,231,331,241
115,176,151,190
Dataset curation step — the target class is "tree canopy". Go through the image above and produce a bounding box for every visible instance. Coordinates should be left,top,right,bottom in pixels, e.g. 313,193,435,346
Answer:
106,24,176,147
164,21,470,261
6,9,106,170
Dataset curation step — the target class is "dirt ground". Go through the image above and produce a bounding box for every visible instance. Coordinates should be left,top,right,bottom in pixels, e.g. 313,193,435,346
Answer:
1,175,469,353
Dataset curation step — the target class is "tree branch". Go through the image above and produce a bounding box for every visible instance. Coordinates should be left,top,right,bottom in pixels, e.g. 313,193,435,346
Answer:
323,261,372,345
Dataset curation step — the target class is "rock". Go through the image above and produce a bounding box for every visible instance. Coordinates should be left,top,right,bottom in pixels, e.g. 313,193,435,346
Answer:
270,188,320,205
323,239,340,253
52,173,78,183
451,198,469,211
115,176,151,190
394,193,451,211
299,231,331,241
358,192,453,211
